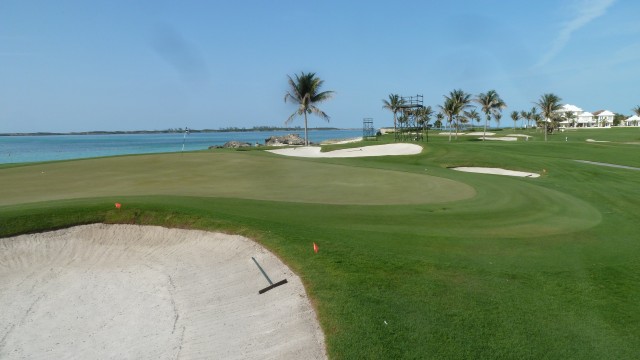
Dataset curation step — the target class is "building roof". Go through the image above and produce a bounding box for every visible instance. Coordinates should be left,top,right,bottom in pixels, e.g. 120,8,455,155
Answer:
559,104,583,112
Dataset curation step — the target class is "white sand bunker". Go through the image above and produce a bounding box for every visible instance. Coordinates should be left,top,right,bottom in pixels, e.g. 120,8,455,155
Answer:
481,137,518,141
452,167,540,178
267,143,422,158
0,224,326,359
465,132,495,136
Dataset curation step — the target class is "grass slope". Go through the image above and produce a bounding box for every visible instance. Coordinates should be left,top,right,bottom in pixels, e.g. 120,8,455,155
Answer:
1,128,639,359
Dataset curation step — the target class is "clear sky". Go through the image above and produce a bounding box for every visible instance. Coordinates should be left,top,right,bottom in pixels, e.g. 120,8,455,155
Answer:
1,0,638,133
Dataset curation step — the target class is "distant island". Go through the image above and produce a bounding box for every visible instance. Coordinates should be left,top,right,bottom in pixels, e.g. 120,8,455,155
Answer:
0,126,349,137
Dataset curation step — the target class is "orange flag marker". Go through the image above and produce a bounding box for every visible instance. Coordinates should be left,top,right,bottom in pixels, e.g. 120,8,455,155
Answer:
313,242,318,253
115,203,121,209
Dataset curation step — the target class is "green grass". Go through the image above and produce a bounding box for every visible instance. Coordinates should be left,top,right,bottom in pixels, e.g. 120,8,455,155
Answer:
1,128,639,359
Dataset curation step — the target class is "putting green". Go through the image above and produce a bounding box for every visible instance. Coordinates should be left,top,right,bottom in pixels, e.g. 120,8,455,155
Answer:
0,151,475,206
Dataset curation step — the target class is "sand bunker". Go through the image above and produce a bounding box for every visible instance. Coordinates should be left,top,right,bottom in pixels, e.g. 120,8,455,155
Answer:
465,132,495,136
266,143,422,158
0,224,326,359
452,167,540,178
481,137,518,141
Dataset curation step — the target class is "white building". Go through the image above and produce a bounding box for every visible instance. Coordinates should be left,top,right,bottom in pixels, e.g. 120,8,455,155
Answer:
577,111,594,127
555,104,616,128
593,110,615,127
624,115,640,127
557,104,583,128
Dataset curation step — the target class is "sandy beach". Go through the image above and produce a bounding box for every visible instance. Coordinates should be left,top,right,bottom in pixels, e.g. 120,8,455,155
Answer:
0,224,326,359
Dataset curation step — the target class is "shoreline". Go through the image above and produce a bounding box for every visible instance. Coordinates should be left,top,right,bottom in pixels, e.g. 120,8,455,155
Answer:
0,127,352,137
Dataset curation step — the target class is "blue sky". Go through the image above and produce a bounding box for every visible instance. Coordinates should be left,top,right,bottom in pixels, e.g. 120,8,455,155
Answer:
1,0,638,132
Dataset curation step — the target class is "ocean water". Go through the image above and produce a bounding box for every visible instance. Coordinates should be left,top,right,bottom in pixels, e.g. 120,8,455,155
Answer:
0,129,362,164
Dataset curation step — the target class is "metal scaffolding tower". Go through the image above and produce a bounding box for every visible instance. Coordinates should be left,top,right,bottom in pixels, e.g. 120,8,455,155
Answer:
363,118,377,140
396,94,424,141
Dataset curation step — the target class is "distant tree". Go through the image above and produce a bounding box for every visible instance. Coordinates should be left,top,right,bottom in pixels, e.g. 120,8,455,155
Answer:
494,112,502,127
613,113,626,126
446,89,473,140
475,90,507,141
633,106,640,117
439,97,456,142
435,112,444,129
464,109,480,130
285,72,334,146
510,111,520,130
520,110,529,129
564,111,576,128
417,106,434,128
535,93,562,141
530,107,538,130
383,94,406,135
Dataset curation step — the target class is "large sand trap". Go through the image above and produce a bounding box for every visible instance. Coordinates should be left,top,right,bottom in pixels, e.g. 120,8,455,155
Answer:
452,167,540,178
266,143,422,158
0,224,326,359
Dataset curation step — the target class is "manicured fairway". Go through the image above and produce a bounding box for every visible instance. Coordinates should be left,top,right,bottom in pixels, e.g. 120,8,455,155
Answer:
0,151,474,206
1,128,639,359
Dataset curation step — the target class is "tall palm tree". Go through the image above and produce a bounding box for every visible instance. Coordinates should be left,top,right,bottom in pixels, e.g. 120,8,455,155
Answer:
439,97,456,142
382,94,405,135
417,106,433,128
464,108,480,129
475,90,507,141
510,111,520,130
520,110,529,129
529,107,538,131
464,109,480,130
535,93,562,142
440,89,472,141
284,72,334,146
633,105,640,117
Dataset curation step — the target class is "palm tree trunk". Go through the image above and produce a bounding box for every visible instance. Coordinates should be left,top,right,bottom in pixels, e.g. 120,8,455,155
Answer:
393,112,397,141
483,116,488,141
304,112,309,146
448,117,452,142
544,121,547,142
455,117,459,140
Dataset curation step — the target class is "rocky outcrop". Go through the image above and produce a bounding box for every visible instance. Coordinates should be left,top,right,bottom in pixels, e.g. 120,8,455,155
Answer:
264,134,306,146
209,141,252,149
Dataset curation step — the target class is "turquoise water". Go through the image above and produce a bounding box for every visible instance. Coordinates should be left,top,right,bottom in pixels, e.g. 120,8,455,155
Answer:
0,129,362,164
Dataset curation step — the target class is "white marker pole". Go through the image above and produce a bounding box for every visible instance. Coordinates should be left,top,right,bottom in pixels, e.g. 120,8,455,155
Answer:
181,127,189,153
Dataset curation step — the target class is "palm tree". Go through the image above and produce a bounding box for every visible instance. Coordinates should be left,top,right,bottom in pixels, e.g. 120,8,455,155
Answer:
284,72,334,146
494,112,502,127
464,109,480,130
510,111,520,130
475,90,507,141
564,111,576,128
441,89,472,141
633,105,640,117
535,93,562,142
439,97,456,142
417,106,433,128
529,107,538,131
435,112,444,130
520,110,529,129
382,94,405,135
